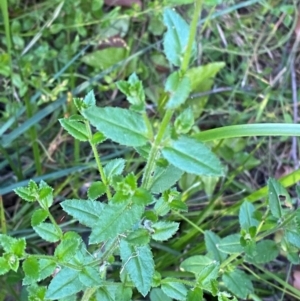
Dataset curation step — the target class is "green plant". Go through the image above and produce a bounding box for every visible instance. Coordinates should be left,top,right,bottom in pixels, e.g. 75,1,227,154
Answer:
2,3,300,301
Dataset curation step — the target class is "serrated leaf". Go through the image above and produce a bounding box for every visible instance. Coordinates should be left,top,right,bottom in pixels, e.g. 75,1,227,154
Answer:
23,257,40,285
222,269,253,299
89,203,144,244
217,234,244,254
120,240,154,296
163,8,196,67
79,266,102,287
268,178,290,219
245,240,279,264
91,131,106,145
33,223,62,242
165,72,191,109
0,257,10,275
180,255,216,275
27,284,47,301
152,221,179,241
84,90,96,107
150,288,172,301
31,208,48,227
59,118,89,141
205,231,227,262
239,201,259,231
161,278,188,301
197,263,219,291
4,253,19,271
218,291,238,301
96,286,117,301
14,186,36,202
162,136,224,176
285,230,300,248
46,268,84,300
175,107,194,134
88,181,106,200
187,287,203,301
126,229,150,245
10,237,26,258
104,158,126,181
151,165,184,194
38,259,56,281
82,106,149,146
132,188,153,206
39,180,54,208
61,199,104,227
55,238,80,261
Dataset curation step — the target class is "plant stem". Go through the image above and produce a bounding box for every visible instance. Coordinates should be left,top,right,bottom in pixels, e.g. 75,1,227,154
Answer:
181,0,203,73
142,109,173,189
85,121,112,199
0,196,7,234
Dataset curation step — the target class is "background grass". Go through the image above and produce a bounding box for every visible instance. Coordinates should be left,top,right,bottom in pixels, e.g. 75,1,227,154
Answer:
1,0,300,300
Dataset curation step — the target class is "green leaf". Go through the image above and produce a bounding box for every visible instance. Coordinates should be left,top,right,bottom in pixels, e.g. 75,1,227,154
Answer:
23,256,40,285
187,287,203,301
222,269,253,299
4,253,19,271
46,268,84,300
14,186,36,202
285,230,300,248
245,240,279,264
38,180,54,208
115,285,133,301
268,178,290,219
88,181,106,200
61,199,104,227
83,90,96,107
132,188,153,206
104,158,126,181
82,106,149,146
79,266,102,287
91,131,106,145
27,284,48,301
217,291,238,301
54,237,80,262
31,208,48,227
165,71,191,109
0,235,25,257
175,107,194,134
38,259,56,281
163,8,196,67
161,278,188,301
33,223,62,242
151,164,184,194
0,257,10,275
151,221,179,241
162,136,224,176
197,262,219,290
59,118,89,141
217,234,244,254
150,288,172,301
126,229,150,245
96,286,116,301
120,240,154,296
89,203,144,244
117,73,146,112
239,201,259,231
180,255,215,275
205,231,227,262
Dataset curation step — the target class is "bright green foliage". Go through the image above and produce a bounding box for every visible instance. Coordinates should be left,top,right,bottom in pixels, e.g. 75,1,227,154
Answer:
88,181,106,199
31,209,48,226
175,107,194,134
82,106,150,146
54,237,81,262
59,118,89,141
151,221,179,241
34,223,62,242
161,278,188,300
104,158,126,182
187,288,203,301
162,136,224,176
222,269,254,299
23,256,40,285
164,71,191,109
120,240,154,296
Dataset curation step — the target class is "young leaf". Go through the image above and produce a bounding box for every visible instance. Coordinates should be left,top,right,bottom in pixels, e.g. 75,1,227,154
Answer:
38,180,54,208
245,240,279,264
23,256,40,285
180,255,215,275
96,286,116,301
14,186,36,202
88,181,106,200
3,253,19,271
150,288,172,301
89,202,144,244
268,178,290,219
83,90,96,107
285,230,300,248
33,223,62,243
82,106,149,146
161,278,188,301
104,158,126,181
61,199,105,228
31,209,48,227
126,229,150,246
164,71,191,109
0,235,25,256
163,8,196,67
120,240,155,296
239,201,259,231
175,107,194,134
78,266,102,287
151,221,179,241
187,287,203,301
54,237,80,262
116,73,146,112
151,164,184,194
197,262,219,289
46,268,84,300
38,259,56,281
59,118,89,142
0,257,10,275
222,269,253,299
217,291,238,301
27,284,48,301
132,188,153,206
162,136,224,176
205,231,227,262
217,234,244,254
